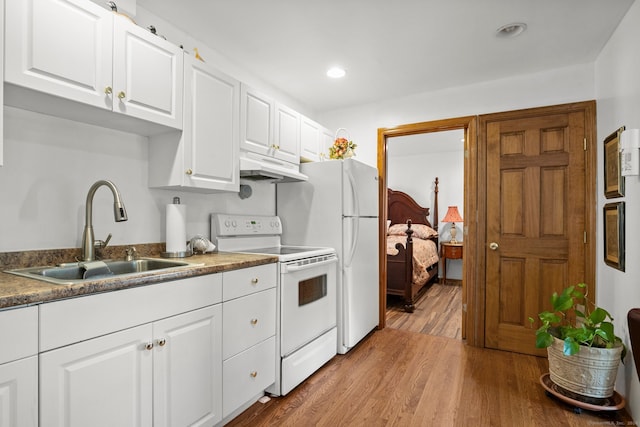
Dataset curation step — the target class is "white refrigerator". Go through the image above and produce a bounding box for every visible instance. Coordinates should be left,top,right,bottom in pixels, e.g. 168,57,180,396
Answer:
277,158,379,354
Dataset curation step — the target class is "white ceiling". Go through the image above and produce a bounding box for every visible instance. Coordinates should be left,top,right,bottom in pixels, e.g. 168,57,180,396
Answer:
136,0,634,114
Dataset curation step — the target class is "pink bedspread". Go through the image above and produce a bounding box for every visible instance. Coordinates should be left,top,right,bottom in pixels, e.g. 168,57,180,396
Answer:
387,236,439,286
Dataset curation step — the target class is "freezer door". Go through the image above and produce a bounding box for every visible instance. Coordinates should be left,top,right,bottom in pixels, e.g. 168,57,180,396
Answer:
343,159,379,217
342,216,379,350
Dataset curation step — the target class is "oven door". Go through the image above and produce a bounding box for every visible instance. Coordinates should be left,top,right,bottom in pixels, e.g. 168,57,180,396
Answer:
280,254,337,357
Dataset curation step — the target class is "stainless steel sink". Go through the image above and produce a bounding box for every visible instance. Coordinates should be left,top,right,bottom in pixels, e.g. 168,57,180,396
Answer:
7,258,201,285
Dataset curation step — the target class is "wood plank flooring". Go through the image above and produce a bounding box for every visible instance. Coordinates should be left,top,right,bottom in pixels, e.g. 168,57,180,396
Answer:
227,329,634,426
385,281,462,339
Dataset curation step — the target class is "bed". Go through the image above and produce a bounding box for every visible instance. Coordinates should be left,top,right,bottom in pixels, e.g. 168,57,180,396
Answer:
386,179,440,313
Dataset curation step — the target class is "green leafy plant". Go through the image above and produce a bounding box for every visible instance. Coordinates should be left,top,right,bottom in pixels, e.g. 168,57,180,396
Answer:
529,283,626,361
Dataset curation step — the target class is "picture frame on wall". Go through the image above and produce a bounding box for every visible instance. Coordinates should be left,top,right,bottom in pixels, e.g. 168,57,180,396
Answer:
603,202,625,271
604,126,625,199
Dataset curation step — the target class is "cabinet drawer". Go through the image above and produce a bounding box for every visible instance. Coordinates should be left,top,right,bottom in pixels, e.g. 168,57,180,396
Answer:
223,263,276,300
0,306,38,364
444,245,463,259
222,336,275,418
40,274,222,351
223,288,276,359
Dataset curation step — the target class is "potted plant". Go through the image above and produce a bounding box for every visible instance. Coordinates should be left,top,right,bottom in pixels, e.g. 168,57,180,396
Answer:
530,283,626,399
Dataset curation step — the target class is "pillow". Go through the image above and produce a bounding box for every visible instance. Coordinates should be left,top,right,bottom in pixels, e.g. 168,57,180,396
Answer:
387,223,438,240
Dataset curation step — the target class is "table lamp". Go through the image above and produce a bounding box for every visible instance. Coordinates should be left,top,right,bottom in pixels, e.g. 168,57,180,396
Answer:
442,206,463,243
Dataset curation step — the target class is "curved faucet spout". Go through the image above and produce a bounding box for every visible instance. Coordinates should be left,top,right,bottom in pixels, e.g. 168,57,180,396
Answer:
81,180,128,262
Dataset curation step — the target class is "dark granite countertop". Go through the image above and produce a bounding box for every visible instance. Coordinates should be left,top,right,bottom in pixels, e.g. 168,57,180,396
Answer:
0,246,277,310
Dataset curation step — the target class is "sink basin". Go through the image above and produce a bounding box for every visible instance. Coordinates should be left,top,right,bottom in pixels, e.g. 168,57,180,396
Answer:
7,258,201,285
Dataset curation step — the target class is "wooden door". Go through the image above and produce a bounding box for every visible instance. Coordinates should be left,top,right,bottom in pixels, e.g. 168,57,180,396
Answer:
482,103,595,356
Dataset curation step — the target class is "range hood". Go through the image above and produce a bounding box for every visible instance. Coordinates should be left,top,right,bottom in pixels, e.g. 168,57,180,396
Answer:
239,151,308,183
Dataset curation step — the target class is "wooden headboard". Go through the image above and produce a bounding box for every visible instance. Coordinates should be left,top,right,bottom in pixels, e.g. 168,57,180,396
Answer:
387,177,439,229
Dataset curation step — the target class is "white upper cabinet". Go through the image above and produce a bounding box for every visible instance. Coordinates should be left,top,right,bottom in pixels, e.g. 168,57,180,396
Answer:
111,15,183,129
4,0,183,133
149,54,240,192
321,127,335,161
274,103,300,164
300,115,322,162
240,85,274,155
240,84,300,164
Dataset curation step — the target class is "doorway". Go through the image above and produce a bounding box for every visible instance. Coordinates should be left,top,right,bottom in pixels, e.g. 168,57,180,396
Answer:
377,116,480,346
384,130,464,340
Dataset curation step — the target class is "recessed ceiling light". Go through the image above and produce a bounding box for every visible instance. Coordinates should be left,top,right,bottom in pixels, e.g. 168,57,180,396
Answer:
327,67,346,79
496,23,527,38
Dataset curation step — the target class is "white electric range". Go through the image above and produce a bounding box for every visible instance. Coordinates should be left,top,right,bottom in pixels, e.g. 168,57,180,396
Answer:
211,214,338,396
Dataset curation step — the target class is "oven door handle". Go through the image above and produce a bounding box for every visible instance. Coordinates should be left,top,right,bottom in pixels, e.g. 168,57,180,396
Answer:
282,256,337,273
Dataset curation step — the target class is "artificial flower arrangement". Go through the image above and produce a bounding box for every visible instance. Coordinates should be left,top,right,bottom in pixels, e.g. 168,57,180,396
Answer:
329,136,357,159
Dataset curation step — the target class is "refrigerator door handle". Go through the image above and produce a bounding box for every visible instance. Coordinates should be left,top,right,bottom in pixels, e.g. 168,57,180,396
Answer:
345,167,360,218
345,216,359,268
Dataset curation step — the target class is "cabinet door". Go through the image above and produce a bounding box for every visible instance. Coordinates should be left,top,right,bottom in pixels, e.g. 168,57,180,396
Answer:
321,127,335,161
300,116,322,162
240,85,273,156
0,357,38,427
112,15,183,129
40,324,153,427
274,103,300,164
183,56,240,191
4,0,113,110
153,305,222,427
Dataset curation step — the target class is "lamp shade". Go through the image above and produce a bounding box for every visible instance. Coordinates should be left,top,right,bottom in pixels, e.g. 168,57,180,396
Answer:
442,206,463,223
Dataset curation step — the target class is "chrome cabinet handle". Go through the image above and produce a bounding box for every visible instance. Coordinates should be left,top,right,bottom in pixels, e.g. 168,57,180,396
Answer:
145,342,154,351
186,168,193,175
489,242,499,251
251,278,259,284
250,318,258,325
157,338,166,346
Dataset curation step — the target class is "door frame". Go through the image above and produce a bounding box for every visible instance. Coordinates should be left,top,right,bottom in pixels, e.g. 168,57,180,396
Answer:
377,116,481,347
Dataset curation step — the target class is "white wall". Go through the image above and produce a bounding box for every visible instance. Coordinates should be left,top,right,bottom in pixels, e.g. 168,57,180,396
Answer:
320,63,595,169
0,107,275,252
594,0,640,419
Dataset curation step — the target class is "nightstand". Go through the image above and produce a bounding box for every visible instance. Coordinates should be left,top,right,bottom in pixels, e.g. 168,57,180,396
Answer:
440,242,463,284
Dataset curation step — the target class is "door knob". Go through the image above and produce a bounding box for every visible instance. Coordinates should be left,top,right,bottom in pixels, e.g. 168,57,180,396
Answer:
489,242,499,251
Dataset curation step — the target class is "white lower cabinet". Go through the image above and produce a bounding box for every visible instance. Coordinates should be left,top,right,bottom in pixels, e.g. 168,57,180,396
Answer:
0,356,38,427
153,306,222,427
40,324,154,427
0,306,38,427
38,274,223,427
40,305,222,427
221,264,277,420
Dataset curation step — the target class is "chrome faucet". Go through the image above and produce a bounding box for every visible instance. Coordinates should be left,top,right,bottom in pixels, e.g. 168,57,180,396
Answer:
81,180,128,262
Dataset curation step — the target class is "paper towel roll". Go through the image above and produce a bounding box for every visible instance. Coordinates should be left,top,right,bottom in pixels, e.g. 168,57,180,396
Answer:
166,203,187,254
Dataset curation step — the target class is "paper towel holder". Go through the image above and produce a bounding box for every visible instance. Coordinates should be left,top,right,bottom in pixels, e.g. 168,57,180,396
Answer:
162,197,193,258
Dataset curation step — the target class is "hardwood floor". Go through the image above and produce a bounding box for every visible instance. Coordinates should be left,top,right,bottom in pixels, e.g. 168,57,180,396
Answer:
385,281,462,339
227,328,634,426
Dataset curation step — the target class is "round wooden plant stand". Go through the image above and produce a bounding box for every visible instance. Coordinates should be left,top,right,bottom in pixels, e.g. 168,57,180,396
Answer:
540,373,626,414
